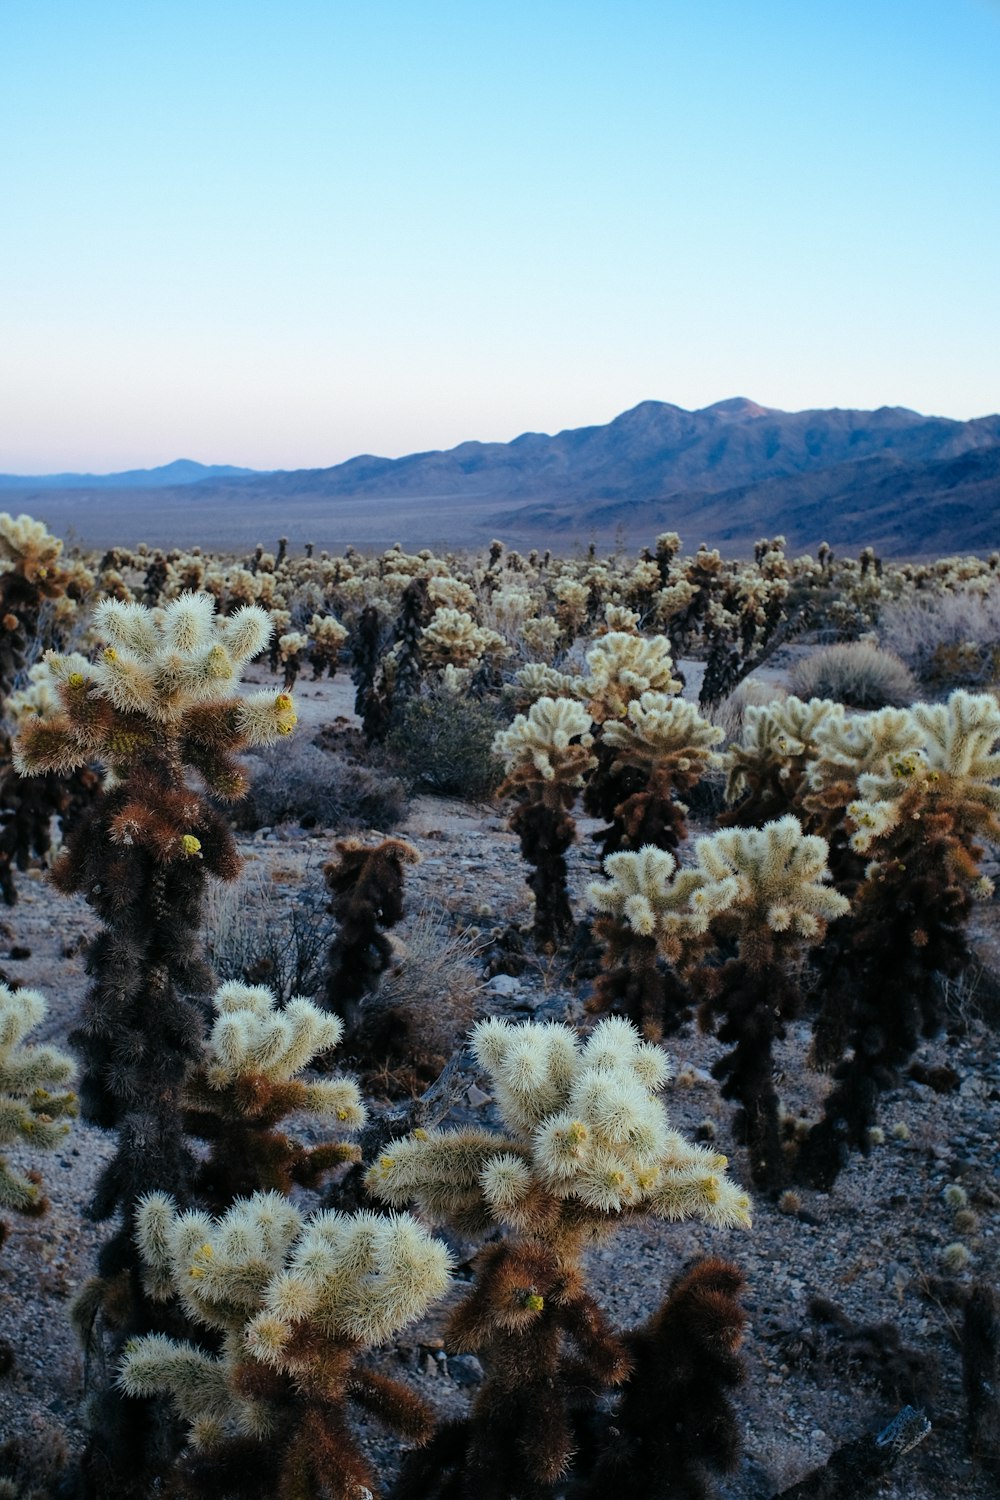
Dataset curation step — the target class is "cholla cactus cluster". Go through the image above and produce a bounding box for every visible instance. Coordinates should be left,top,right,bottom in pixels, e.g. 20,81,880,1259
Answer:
580,631,681,722
0,984,75,1217
276,629,308,689
11,593,297,1500
182,982,366,1208
588,689,723,856
849,690,1000,853
120,1193,451,1497
16,594,295,796
800,691,1000,1187
493,698,596,945
723,695,843,825
420,606,506,672
493,694,594,786
0,514,72,693
372,1017,748,1498
587,848,713,1039
370,1016,751,1245
306,612,348,678
693,816,851,950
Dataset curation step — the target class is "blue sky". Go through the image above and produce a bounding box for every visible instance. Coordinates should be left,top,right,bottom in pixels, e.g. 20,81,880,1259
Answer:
2,0,998,471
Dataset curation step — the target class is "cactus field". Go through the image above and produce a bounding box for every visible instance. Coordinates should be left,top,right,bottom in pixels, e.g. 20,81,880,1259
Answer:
0,520,998,1499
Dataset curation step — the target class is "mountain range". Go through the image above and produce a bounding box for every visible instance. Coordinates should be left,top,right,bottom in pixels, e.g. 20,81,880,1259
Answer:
6,398,1000,555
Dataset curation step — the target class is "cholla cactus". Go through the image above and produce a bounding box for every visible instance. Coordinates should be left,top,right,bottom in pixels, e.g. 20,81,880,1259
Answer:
181,982,366,1210
849,690,1000,853
583,1258,747,1498
722,695,843,826
16,594,295,791
553,576,590,638
277,630,308,690
373,1017,749,1498
586,690,723,856
419,607,506,672
323,837,421,1043
509,660,578,710
801,691,1000,1190
587,847,711,1038
805,706,924,832
0,656,99,906
119,1193,451,1499
0,984,75,1218
692,818,849,1190
0,514,71,698
493,698,596,947
306,612,348,679
579,631,681,723
519,613,561,661
597,603,642,635
13,593,295,1499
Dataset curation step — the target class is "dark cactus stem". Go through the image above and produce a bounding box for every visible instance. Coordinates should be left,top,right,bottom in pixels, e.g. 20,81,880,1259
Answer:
323,838,419,1046
509,794,577,951
799,811,969,1192
699,960,797,1194
963,1283,1000,1468
585,741,691,860
587,927,692,1042
394,1242,629,1500
352,604,384,718
583,1258,746,1499
392,575,432,707
56,758,240,1500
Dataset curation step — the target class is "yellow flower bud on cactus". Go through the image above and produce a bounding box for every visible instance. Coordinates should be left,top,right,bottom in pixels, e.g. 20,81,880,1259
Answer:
180,835,202,858
524,1293,545,1313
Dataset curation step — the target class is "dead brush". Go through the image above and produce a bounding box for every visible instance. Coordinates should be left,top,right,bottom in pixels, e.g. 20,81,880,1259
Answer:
203,862,337,1006
349,911,483,1096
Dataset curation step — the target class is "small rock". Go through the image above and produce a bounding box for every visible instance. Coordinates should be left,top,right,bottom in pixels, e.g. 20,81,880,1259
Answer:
448,1354,485,1387
486,974,521,997
467,1084,492,1108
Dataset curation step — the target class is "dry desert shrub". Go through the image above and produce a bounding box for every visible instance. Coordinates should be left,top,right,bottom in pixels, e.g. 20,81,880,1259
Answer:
203,865,337,1005
789,641,917,708
878,584,1000,690
235,739,408,832
708,676,788,749
352,912,482,1094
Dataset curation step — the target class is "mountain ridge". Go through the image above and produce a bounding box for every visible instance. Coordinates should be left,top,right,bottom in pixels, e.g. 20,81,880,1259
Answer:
6,398,1000,555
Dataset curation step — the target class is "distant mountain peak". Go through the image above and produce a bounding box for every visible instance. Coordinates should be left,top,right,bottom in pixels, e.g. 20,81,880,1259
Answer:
701,397,773,418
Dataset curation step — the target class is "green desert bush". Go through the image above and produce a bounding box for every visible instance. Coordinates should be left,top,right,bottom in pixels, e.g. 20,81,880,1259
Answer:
385,681,505,799
789,641,917,709
236,740,408,831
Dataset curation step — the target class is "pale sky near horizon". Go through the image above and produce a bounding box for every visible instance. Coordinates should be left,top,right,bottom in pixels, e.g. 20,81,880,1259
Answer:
2,0,999,474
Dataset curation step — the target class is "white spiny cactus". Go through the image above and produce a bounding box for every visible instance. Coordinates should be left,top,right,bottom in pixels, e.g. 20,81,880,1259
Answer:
199,982,365,1125
724,695,844,804
692,816,850,940
368,1017,751,1240
580,632,681,722
849,689,1000,851
587,847,709,959
120,1193,452,1445
493,696,595,783
806,705,923,794
601,690,723,767
0,984,75,1213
